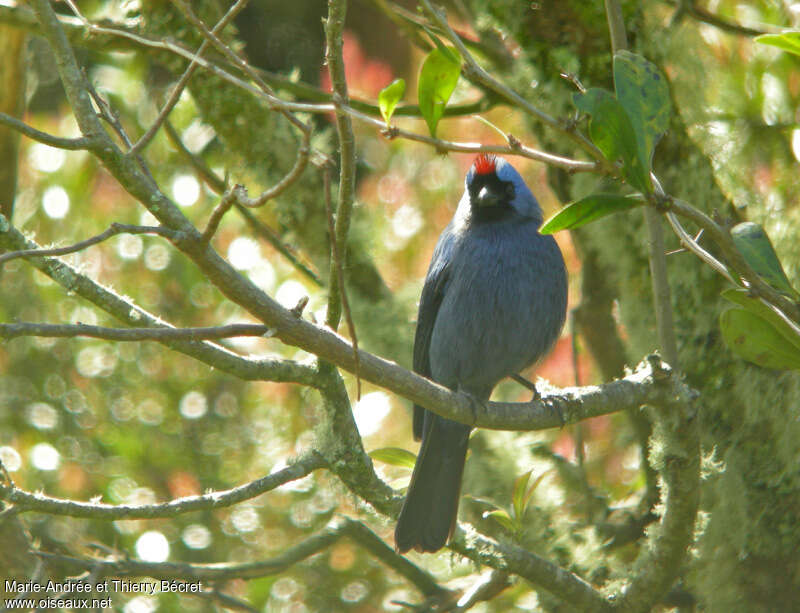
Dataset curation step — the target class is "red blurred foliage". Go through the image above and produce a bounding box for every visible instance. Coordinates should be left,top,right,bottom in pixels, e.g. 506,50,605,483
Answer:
320,32,394,98
59,462,89,494
167,469,201,498
534,335,593,388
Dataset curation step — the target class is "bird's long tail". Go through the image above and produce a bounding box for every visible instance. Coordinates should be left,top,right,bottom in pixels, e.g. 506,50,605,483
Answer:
395,413,470,553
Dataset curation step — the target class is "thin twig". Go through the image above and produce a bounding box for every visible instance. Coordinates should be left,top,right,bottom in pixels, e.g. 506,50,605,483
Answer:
129,0,249,155
201,131,310,241
31,517,445,597
605,0,680,370
0,112,96,150
0,223,174,265
163,119,226,193
453,570,511,612
234,203,324,288
685,2,779,36
666,196,800,325
419,0,606,164
0,452,326,519
342,102,596,172
172,0,309,135
0,322,275,341
324,167,361,399
0,218,320,387
324,0,357,333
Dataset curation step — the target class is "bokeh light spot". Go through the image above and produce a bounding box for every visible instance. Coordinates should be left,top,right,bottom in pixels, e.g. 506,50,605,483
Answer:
0,446,22,471
42,185,70,219
31,443,60,471
352,391,391,437
171,174,200,207
179,390,208,419
30,143,66,173
227,237,261,270
182,524,212,549
135,530,169,562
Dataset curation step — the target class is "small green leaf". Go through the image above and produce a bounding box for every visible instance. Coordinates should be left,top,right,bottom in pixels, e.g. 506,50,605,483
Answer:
418,46,461,138
720,307,800,370
755,32,800,56
613,50,671,169
512,470,532,520
721,289,800,352
540,193,645,234
522,470,551,511
573,88,651,193
731,222,799,298
378,78,406,126
482,508,515,532
368,447,416,469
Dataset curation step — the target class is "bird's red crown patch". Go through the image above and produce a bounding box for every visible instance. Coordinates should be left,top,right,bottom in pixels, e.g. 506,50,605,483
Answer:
473,153,497,175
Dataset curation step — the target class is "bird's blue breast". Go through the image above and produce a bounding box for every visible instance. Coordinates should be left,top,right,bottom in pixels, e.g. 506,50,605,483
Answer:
428,218,567,397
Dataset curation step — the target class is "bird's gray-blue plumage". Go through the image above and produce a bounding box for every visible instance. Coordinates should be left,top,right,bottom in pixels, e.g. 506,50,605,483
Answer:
395,155,567,553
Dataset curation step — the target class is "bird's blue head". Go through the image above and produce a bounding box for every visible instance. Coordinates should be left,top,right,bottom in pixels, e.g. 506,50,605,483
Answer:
463,154,543,225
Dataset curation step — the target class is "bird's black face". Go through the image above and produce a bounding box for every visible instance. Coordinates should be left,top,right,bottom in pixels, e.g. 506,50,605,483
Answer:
467,171,516,223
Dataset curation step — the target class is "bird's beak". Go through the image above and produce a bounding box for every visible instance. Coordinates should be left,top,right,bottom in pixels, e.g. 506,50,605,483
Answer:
475,185,502,208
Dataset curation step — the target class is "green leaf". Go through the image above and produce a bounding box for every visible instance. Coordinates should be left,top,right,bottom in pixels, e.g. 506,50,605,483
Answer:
512,470,532,520
731,222,799,299
522,470,551,510
418,46,461,138
540,193,645,234
368,447,416,469
613,50,671,169
573,88,651,193
755,32,800,56
378,79,406,126
720,307,800,370
721,289,800,352
482,508,515,532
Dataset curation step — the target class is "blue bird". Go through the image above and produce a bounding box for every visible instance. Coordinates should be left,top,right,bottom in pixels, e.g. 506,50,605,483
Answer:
395,154,568,553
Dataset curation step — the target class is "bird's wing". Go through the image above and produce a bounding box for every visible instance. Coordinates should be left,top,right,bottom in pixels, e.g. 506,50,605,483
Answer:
412,229,455,441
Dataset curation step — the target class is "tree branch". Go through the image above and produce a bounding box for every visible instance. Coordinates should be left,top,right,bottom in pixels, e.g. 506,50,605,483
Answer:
448,525,613,612
127,0,249,155
0,322,276,342
33,517,445,597
324,0,357,332
0,453,325,519
0,223,174,265
0,111,97,150
0,217,319,387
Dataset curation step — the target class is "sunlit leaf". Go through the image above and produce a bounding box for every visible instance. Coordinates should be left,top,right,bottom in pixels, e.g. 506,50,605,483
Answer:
755,32,800,56
368,447,416,469
573,88,651,193
378,78,406,126
720,307,800,370
731,222,798,298
540,193,644,234
721,289,800,352
512,470,532,520
418,46,461,138
522,470,551,510
613,50,671,168
482,508,515,532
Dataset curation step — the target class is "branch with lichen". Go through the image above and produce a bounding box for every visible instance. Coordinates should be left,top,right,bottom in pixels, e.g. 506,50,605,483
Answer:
0,453,325,519
32,517,445,596
0,216,319,387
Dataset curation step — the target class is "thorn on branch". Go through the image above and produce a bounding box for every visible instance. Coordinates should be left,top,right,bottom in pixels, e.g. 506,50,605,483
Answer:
290,295,309,318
